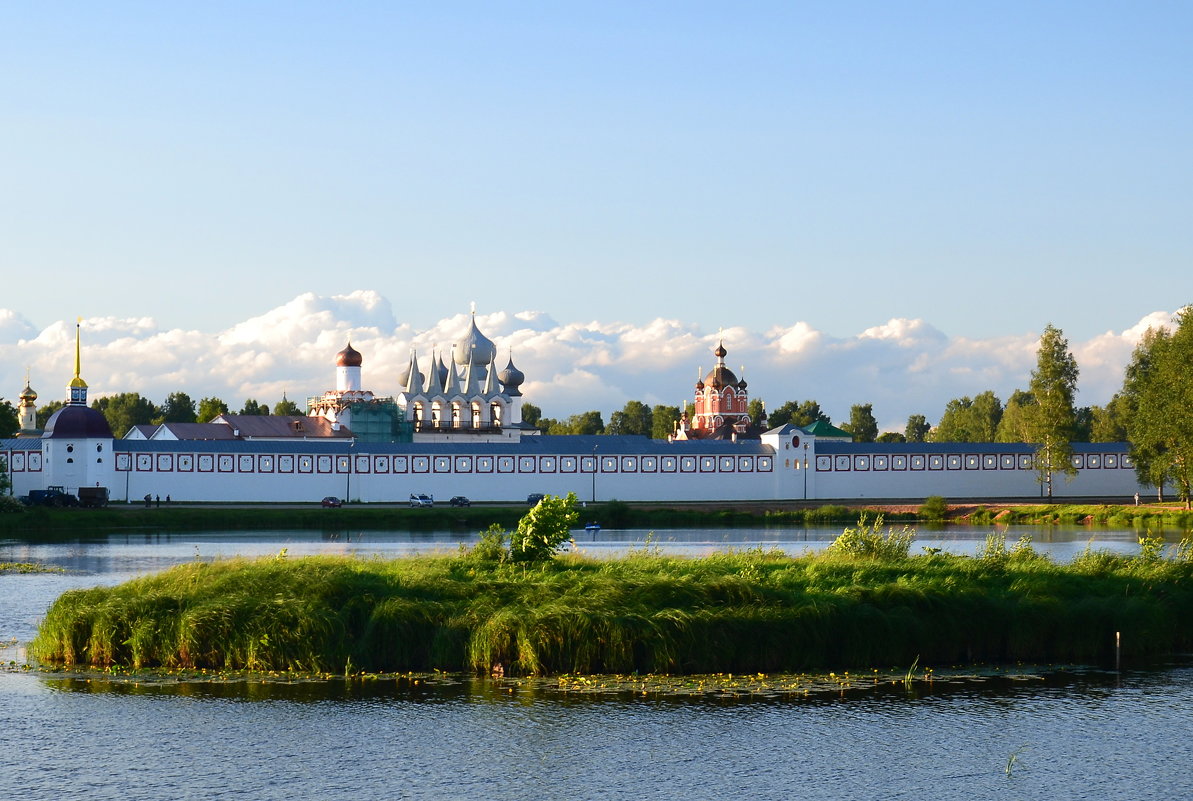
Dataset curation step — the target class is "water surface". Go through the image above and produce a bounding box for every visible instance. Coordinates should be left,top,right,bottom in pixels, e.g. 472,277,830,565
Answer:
3,524,1190,800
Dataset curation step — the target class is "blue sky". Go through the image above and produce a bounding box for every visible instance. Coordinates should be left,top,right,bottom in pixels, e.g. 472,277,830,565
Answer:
1,3,1191,423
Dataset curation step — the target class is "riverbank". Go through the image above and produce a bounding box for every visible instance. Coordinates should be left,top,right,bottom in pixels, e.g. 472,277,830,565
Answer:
33,542,1193,675
3,498,1192,536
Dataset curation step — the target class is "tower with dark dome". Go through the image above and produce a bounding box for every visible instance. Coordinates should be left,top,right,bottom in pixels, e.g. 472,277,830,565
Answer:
335,342,363,392
675,338,756,440
308,342,410,443
41,320,116,493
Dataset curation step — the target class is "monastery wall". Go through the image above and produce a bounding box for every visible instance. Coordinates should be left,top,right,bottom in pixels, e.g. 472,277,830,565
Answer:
7,436,1151,505
807,442,1147,500
2,442,43,498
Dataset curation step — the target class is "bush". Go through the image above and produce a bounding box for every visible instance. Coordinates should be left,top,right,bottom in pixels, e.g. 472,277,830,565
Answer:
827,514,916,560
510,492,580,562
920,495,948,521
0,494,25,514
469,524,509,562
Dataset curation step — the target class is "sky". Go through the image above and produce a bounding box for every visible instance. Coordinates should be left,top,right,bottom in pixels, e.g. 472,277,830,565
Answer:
2,3,1191,429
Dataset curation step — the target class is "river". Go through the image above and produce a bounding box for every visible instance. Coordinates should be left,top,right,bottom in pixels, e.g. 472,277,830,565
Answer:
2,524,1192,800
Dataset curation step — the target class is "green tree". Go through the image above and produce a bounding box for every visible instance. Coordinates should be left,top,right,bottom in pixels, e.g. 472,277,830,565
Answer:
521,402,542,427
1090,393,1131,442
239,399,269,416
1122,310,1193,507
768,400,829,428
1027,323,1080,499
36,401,65,429
158,392,197,424
510,492,580,562
877,432,907,443
843,403,879,443
746,398,766,426
932,391,1002,442
904,414,931,443
197,397,229,423
1072,406,1094,443
271,395,302,416
651,404,681,439
92,393,158,437
547,411,605,435
995,390,1036,443
0,399,17,437
606,400,652,436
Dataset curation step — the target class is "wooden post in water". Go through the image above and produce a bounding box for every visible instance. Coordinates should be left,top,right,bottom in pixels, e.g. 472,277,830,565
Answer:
1115,631,1121,671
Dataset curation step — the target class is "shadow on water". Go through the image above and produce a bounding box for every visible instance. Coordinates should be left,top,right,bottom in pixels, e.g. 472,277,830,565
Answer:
35,660,1193,708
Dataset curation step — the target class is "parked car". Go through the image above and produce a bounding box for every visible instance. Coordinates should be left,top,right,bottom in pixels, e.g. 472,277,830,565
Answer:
526,493,545,506
409,493,434,508
321,496,342,508
449,496,471,507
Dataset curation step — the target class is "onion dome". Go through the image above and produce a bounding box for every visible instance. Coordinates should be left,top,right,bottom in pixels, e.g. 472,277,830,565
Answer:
497,355,525,395
19,382,37,402
702,340,738,388
453,316,497,367
398,351,424,393
435,354,450,386
703,363,739,389
43,405,113,439
695,367,704,391
336,342,363,368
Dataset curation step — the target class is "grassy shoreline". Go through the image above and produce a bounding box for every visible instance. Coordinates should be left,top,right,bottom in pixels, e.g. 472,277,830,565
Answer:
33,542,1193,676
3,500,1192,536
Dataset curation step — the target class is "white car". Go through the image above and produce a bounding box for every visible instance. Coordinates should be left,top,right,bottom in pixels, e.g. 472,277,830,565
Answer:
409,493,434,508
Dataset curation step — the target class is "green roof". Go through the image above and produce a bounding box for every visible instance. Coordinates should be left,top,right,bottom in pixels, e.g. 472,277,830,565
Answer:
802,420,852,440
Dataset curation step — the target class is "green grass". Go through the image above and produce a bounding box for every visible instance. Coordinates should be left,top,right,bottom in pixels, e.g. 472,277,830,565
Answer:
32,541,1193,676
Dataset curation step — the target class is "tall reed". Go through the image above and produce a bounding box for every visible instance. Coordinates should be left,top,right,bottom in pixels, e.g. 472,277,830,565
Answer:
32,537,1193,677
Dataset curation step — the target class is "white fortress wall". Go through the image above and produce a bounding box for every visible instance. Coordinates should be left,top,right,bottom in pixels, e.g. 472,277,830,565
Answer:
807,443,1147,500
110,437,785,503
2,440,44,498
9,436,1151,504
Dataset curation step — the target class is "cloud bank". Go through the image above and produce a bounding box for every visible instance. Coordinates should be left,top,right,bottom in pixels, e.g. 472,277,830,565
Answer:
0,291,1175,432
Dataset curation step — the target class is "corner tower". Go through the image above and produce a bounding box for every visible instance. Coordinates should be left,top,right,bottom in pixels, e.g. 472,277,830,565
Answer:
41,319,115,494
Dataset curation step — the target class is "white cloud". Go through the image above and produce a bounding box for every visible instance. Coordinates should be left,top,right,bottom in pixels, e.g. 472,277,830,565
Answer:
0,294,1176,434
0,309,42,344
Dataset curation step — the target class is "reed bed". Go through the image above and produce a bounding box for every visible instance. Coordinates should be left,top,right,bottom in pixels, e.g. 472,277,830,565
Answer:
32,541,1193,676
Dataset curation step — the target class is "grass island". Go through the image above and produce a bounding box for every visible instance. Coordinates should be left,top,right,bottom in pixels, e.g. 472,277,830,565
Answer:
30,495,1193,677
